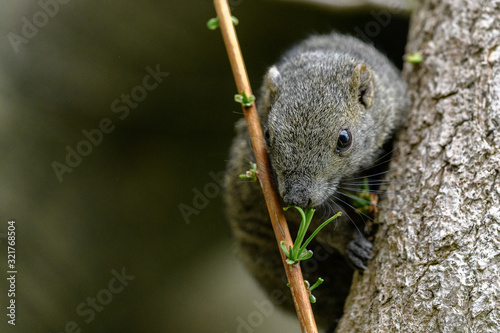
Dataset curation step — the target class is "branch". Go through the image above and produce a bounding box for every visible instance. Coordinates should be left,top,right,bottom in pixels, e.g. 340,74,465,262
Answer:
212,1,318,332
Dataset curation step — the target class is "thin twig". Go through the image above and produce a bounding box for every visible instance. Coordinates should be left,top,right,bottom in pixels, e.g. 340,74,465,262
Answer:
213,1,318,332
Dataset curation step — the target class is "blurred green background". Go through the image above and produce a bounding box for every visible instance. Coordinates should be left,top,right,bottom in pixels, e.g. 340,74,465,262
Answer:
0,1,408,332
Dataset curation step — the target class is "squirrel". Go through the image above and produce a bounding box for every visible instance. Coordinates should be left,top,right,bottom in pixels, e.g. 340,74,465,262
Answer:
224,32,408,331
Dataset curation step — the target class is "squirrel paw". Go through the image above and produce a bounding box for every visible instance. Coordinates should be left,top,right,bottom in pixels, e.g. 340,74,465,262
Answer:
345,235,373,270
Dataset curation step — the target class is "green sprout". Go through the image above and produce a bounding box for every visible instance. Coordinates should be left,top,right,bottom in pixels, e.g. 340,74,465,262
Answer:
287,278,324,303
347,178,378,215
280,207,341,266
234,91,255,107
306,278,324,303
206,16,239,30
406,52,423,64
239,162,258,182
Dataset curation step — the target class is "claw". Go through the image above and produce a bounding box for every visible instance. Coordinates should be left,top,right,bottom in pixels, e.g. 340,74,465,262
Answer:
345,234,373,270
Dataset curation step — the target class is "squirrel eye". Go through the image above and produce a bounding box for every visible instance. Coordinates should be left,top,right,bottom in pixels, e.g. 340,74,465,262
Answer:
336,128,352,152
264,129,271,147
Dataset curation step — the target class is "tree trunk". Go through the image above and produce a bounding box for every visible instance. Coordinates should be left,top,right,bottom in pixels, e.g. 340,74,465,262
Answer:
336,0,500,332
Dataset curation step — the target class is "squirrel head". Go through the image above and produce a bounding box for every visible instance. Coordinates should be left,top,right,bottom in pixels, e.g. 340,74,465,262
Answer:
259,52,388,208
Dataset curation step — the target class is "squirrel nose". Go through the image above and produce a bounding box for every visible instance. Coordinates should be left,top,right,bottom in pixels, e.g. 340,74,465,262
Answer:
282,189,312,208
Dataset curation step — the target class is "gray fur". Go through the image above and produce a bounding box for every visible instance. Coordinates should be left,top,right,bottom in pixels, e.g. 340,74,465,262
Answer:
224,32,408,330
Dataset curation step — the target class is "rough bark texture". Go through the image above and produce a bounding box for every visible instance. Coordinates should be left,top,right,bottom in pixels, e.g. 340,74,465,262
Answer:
336,0,500,332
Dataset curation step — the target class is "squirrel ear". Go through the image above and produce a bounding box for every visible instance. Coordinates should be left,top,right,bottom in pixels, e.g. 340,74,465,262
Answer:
350,64,374,109
267,66,281,96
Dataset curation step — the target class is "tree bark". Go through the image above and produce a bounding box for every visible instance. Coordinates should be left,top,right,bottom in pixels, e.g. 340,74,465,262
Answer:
336,0,500,332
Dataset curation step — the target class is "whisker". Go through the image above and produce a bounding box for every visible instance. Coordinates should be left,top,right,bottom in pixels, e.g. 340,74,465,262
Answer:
368,143,401,166
335,186,389,195
326,198,364,237
352,137,404,175
335,191,404,211
331,193,374,223
336,184,404,195
342,169,392,181
339,180,406,186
